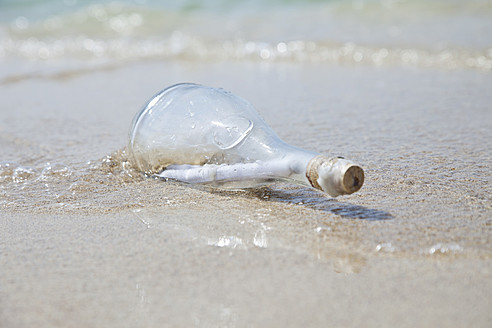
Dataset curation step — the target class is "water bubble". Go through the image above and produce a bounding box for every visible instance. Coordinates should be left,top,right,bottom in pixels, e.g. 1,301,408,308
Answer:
68,181,92,195
90,4,108,22
12,166,39,183
13,16,29,30
109,16,126,32
315,225,332,233
40,163,72,181
260,48,271,59
0,162,19,183
427,243,463,255
375,242,395,252
353,51,363,62
287,40,305,52
38,46,50,59
277,42,287,53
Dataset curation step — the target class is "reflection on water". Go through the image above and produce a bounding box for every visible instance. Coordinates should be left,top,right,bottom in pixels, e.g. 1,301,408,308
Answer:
375,242,396,253
2,152,385,276
134,281,151,324
206,230,268,249
208,235,245,249
131,203,369,275
253,228,268,248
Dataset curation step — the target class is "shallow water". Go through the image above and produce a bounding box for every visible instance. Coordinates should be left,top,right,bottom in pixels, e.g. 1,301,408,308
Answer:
1,1,492,327
1,60,490,256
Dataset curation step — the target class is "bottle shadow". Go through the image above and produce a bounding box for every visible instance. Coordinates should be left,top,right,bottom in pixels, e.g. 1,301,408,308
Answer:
210,184,393,221
254,186,393,221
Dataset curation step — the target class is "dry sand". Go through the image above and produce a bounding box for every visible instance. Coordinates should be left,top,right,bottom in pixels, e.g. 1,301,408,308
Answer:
1,60,491,327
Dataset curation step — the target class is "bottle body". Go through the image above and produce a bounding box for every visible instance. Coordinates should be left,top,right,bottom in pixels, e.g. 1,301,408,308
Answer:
129,83,316,186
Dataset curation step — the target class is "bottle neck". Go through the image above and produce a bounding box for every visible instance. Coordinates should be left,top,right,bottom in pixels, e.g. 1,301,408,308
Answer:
276,143,319,187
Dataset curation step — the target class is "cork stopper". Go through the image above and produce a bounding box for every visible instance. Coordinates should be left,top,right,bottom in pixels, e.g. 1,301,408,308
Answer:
306,155,364,197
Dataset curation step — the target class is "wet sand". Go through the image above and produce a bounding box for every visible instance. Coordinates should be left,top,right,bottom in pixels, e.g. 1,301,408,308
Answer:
1,60,491,327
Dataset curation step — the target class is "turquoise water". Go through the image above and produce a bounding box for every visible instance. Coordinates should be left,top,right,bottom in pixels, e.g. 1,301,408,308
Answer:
0,0,491,70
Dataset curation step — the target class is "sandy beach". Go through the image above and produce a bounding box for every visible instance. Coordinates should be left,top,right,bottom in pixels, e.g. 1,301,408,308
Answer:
1,0,492,327
1,59,491,327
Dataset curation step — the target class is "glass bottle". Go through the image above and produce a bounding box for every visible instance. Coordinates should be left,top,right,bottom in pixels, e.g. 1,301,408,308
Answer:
128,83,363,197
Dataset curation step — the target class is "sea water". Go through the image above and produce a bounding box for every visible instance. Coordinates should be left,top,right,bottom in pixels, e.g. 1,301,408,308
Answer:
0,0,490,78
